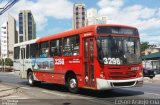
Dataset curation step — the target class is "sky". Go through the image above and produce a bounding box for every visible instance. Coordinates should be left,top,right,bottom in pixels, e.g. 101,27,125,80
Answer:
0,0,160,44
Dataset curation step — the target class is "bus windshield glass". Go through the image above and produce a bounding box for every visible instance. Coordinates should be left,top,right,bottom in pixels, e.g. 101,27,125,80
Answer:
97,26,139,36
97,36,141,65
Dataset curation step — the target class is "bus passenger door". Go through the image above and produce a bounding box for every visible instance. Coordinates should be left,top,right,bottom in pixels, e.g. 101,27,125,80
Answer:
83,37,95,87
20,48,26,78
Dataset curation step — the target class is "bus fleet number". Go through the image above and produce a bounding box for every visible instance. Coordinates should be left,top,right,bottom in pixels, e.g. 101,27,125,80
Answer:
103,58,120,65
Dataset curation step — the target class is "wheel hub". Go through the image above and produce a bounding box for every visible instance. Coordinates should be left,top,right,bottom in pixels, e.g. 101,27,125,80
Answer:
69,79,77,89
29,75,33,84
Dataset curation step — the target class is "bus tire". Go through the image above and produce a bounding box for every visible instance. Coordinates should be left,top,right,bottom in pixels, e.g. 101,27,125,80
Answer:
28,72,35,86
67,76,78,93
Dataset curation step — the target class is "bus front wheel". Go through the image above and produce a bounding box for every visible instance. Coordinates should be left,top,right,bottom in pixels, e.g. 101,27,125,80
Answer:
67,76,78,93
28,72,41,86
28,72,35,86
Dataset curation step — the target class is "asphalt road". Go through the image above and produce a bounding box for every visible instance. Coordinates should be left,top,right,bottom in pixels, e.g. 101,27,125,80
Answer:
0,72,160,105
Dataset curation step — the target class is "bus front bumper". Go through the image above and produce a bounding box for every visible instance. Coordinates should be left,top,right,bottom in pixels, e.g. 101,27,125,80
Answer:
96,77,143,90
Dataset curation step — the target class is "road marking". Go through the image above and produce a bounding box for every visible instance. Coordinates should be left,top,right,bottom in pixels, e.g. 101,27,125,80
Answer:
20,87,30,90
42,90,66,97
0,75,17,78
6,96,29,99
7,96,19,98
146,92,160,96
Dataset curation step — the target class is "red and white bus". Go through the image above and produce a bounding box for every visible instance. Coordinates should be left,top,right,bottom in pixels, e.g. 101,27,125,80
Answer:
14,24,143,93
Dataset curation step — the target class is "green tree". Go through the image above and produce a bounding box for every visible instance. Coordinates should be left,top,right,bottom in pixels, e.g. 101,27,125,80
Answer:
0,59,3,65
0,59,4,66
140,42,150,51
4,58,13,66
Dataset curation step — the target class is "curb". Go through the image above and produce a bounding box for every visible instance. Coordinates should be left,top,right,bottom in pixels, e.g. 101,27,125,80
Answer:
0,71,15,75
143,77,159,84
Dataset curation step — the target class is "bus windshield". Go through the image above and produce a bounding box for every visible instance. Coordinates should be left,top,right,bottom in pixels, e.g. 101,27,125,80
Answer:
97,36,141,65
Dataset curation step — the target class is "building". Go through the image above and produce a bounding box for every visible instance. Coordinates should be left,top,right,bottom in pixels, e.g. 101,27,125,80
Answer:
143,47,160,55
86,8,97,25
0,14,17,60
73,3,85,29
1,22,8,59
15,30,18,44
86,8,107,26
19,10,36,42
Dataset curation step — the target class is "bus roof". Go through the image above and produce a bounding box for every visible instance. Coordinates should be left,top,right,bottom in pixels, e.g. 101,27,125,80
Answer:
36,24,137,43
14,38,39,47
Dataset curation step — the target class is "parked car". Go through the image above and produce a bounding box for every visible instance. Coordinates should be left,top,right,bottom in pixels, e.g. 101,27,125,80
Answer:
0,66,13,72
143,68,155,79
154,69,160,74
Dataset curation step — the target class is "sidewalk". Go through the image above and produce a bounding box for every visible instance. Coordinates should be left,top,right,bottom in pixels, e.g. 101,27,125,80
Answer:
155,74,160,79
0,83,17,98
143,74,160,84
0,82,30,99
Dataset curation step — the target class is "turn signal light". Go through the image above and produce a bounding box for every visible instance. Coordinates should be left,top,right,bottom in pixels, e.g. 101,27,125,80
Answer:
139,72,143,77
100,71,105,79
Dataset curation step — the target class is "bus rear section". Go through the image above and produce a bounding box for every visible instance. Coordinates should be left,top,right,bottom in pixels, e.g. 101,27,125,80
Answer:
13,39,38,79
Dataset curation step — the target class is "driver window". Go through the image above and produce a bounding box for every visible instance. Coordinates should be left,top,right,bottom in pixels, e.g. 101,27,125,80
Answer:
50,39,62,57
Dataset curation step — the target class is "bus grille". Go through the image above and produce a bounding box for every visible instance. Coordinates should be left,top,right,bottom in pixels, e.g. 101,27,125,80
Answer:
108,71,137,79
111,81,135,87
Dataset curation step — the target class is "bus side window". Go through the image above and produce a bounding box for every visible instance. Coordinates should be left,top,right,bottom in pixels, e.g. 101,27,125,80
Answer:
50,39,62,57
21,48,25,59
40,41,49,58
63,35,80,56
14,47,20,59
73,35,80,56
30,43,38,58
26,45,30,59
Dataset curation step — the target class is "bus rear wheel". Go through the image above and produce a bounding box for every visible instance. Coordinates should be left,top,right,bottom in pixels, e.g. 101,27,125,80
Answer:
67,76,78,93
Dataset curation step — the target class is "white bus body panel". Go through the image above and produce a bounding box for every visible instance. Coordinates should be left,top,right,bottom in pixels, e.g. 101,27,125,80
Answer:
14,60,21,77
13,39,39,79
